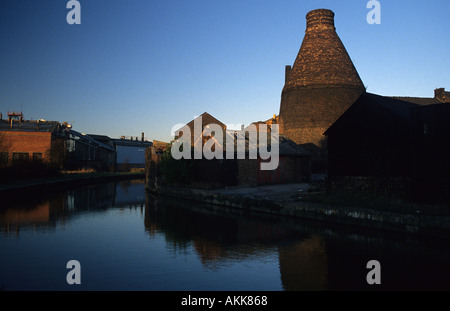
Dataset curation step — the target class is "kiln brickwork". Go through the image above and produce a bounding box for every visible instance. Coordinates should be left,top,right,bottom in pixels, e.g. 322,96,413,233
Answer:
279,9,365,146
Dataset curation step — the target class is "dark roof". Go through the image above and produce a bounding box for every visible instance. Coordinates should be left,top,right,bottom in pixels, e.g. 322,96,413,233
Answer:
365,93,420,120
222,130,310,156
324,92,420,135
112,138,152,147
390,97,441,106
85,133,152,147
0,119,61,133
86,134,112,142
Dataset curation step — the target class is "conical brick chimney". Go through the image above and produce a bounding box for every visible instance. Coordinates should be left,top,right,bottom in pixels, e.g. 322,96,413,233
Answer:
279,9,365,147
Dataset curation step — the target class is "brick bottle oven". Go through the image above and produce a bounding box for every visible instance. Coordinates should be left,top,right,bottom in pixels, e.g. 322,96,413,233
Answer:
279,9,365,147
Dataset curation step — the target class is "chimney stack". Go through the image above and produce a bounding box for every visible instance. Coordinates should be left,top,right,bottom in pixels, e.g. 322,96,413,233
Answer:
141,132,144,142
434,88,447,102
285,65,291,84
306,8,335,31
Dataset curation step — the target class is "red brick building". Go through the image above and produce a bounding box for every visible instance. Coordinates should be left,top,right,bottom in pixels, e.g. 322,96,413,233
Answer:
0,112,67,167
174,112,227,147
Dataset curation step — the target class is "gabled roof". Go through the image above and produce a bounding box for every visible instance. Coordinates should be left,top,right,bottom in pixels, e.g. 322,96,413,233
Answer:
174,112,226,138
185,112,225,129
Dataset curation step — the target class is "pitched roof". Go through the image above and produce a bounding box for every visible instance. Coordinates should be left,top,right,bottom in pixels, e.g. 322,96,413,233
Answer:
366,93,420,119
86,134,112,142
174,112,226,138
185,112,226,129
220,130,310,156
324,92,420,135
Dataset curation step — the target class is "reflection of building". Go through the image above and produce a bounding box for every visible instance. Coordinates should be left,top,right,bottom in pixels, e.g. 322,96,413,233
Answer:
1,202,50,225
114,180,146,206
0,180,146,235
0,193,66,235
144,196,329,290
278,235,328,291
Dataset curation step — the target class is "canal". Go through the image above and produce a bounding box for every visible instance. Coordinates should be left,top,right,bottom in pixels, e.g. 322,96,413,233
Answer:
0,179,449,291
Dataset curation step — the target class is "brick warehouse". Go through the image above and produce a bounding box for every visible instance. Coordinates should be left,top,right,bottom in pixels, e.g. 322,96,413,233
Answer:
0,112,67,168
278,9,365,148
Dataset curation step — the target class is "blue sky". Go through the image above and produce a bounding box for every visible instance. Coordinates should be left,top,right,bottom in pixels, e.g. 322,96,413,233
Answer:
1,0,449,142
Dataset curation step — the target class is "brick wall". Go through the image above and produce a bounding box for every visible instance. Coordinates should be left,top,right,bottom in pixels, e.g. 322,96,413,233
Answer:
279,86,364,146
1,131,53,164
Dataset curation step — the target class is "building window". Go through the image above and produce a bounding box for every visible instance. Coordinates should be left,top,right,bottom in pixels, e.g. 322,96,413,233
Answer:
12,153,29,163
0,152,8,167
32,153,43,161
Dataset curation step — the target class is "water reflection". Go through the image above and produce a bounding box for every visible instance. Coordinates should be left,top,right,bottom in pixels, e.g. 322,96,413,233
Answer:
1,180,450,290
0,180,144,236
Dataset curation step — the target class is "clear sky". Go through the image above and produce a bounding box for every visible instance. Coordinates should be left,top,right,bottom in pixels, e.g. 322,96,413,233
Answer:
1,0,449,142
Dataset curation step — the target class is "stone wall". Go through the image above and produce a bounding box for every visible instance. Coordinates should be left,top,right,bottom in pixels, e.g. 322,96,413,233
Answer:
155,185,450,238
327,176,410,194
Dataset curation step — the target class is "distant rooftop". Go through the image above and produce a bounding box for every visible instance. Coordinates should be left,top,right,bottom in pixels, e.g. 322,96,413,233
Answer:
391,88,450,105
0,118,62,133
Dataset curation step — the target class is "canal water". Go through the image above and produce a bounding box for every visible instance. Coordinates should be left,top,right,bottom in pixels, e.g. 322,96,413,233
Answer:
0,179,449,291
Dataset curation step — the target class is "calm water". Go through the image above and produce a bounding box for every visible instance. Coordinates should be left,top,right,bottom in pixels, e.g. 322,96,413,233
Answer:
0,179,449,291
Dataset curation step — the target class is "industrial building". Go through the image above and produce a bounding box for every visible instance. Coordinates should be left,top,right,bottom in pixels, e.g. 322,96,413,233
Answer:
0,112,67,168
0,112,154,173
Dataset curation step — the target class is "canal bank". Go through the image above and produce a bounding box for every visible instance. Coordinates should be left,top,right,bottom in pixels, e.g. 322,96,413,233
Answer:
148,184,450,238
